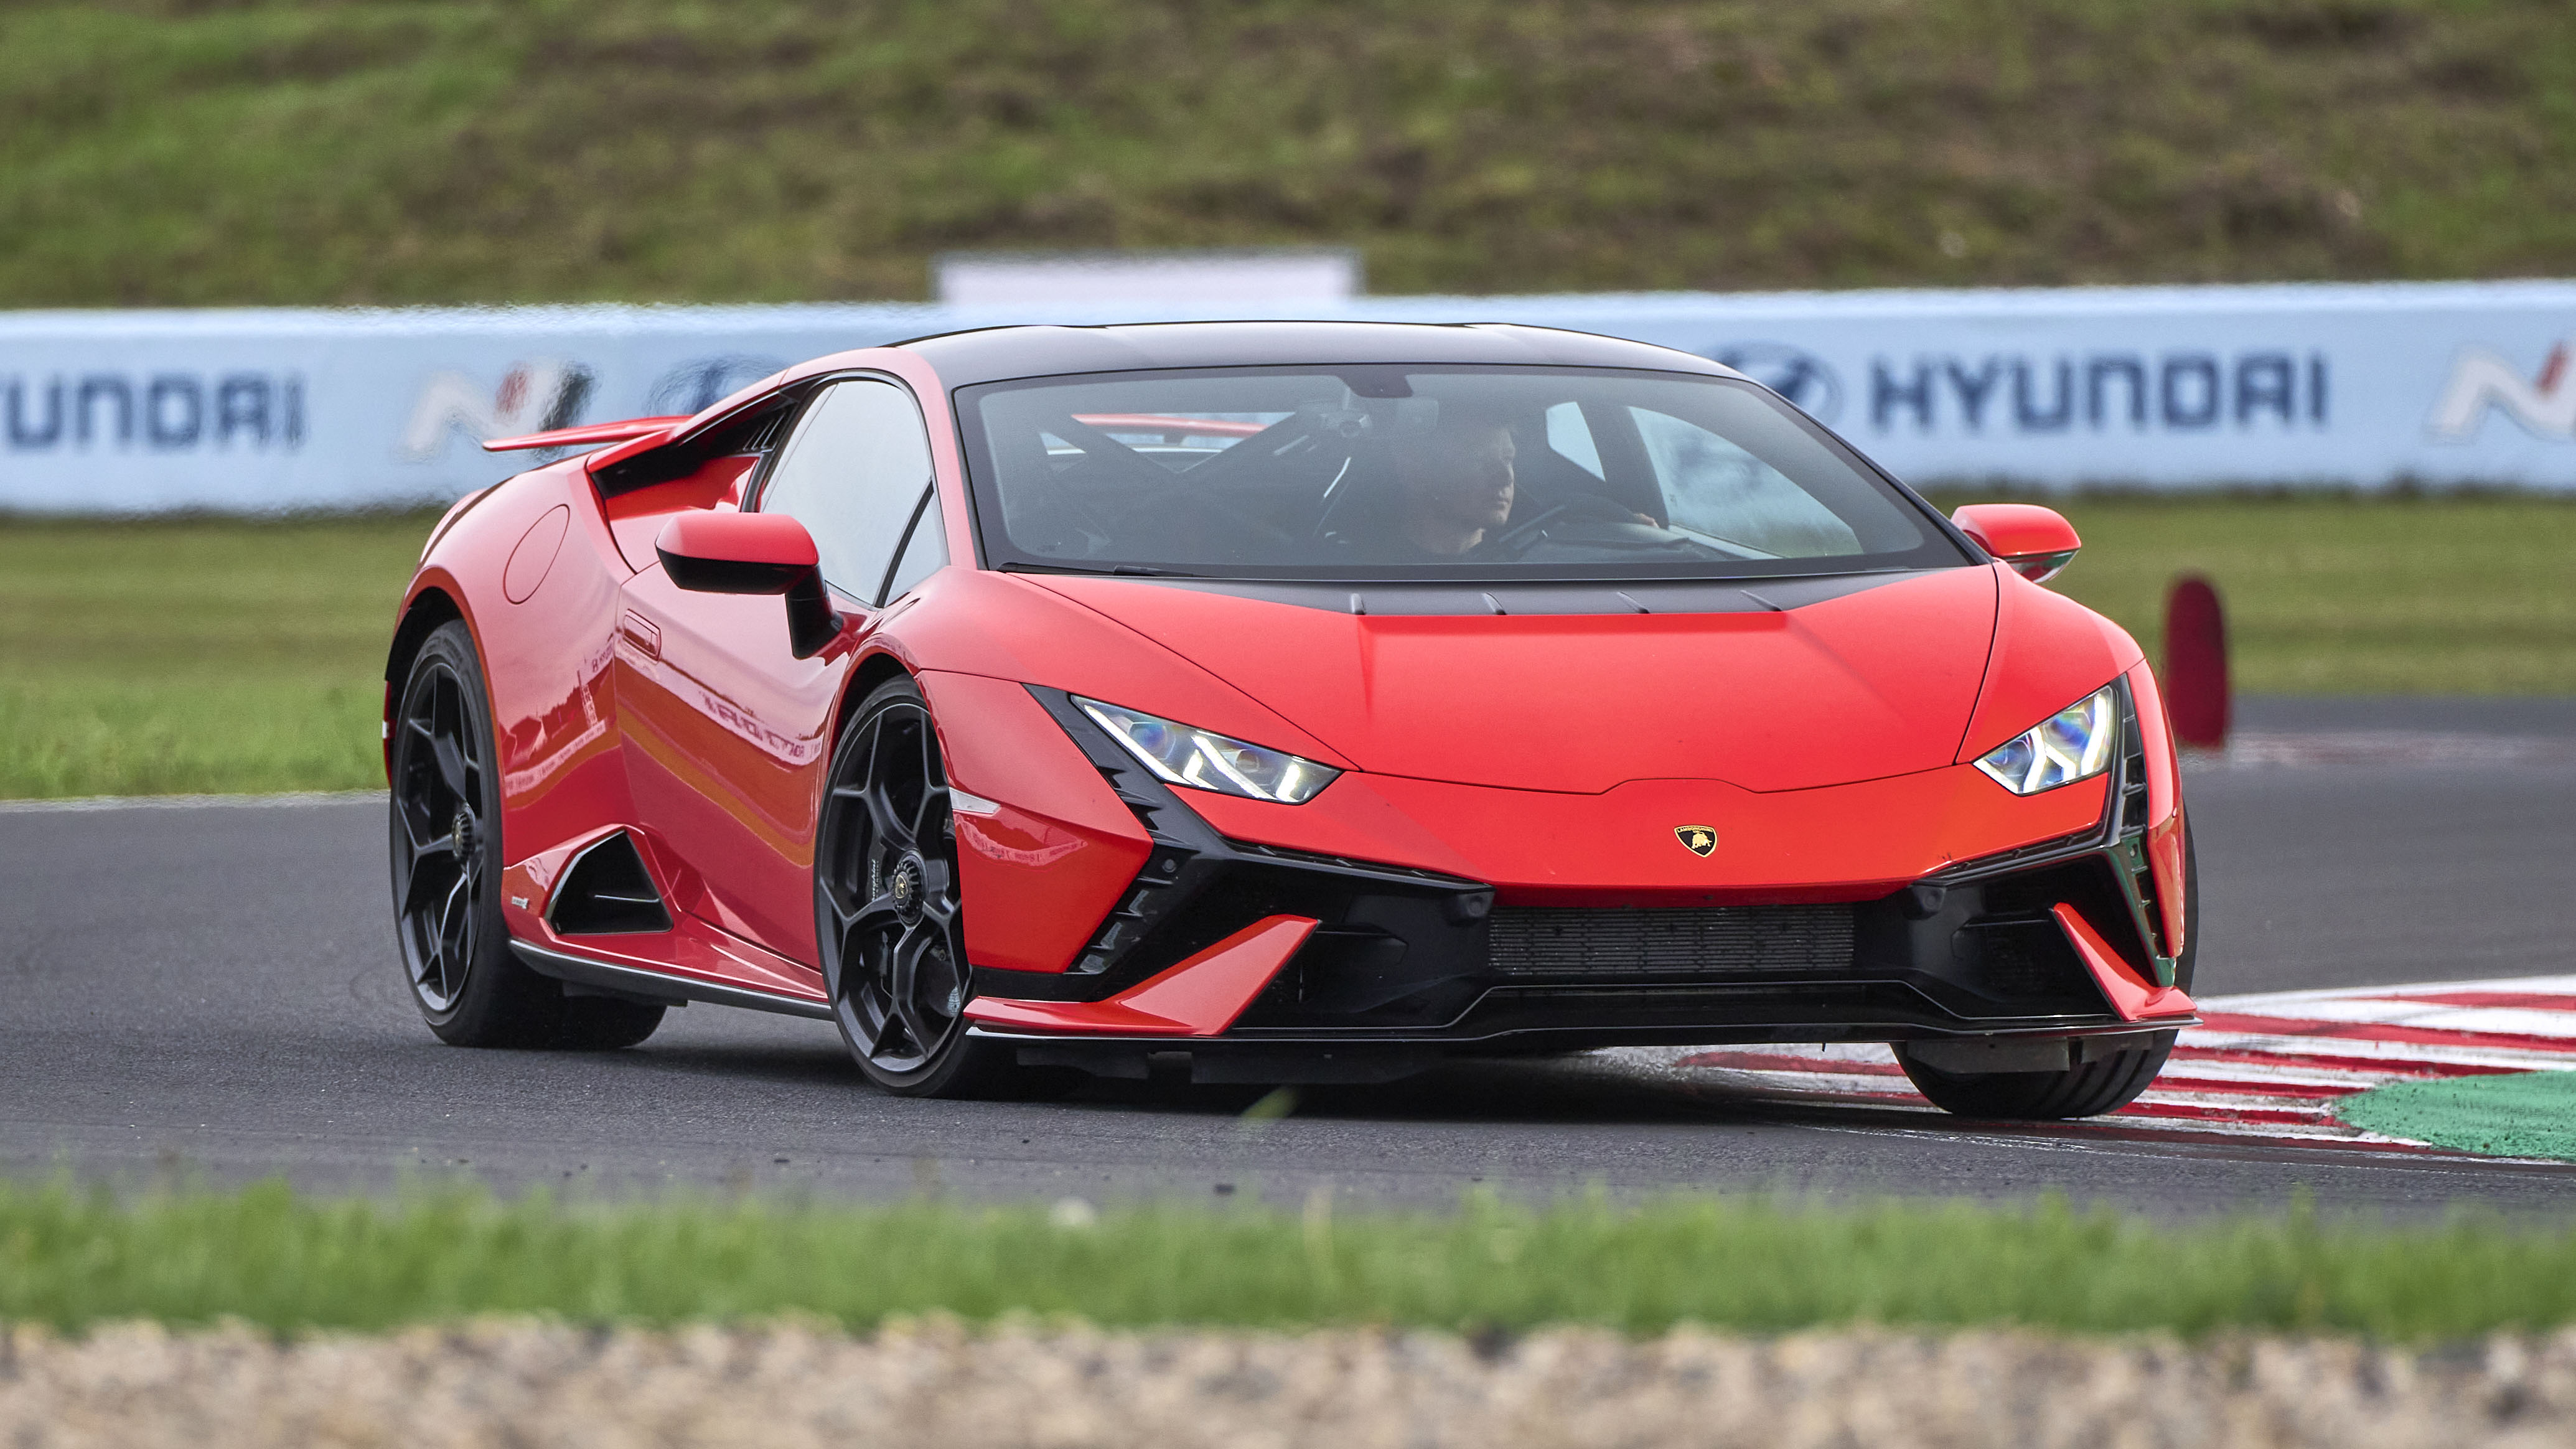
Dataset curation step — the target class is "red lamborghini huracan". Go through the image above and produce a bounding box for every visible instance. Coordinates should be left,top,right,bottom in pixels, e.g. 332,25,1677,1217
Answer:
385,321,2196,1118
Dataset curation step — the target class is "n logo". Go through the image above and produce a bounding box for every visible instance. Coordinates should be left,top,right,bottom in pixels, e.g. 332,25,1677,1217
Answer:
1674,825,1718,857
400,359,596,459
2429,340,2575,441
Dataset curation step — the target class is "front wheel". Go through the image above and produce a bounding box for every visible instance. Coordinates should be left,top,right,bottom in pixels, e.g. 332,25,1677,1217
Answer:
1898,824,2199,1121
1896,1034,2174,1120
813,676,1029,1098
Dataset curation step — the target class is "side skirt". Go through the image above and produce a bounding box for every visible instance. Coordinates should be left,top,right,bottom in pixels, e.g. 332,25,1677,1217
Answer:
510,939,835,1020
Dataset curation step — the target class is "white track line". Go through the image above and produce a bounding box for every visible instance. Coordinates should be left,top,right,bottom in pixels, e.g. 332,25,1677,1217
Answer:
2209,973,2576,1010
0,790,385,814
2208,1000,2576,1038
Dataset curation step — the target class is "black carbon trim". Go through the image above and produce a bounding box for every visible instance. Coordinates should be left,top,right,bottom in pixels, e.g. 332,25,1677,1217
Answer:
545,830,673,936
967,1001,2184,1059
1919,677,2184,988
1222,837,1484,890
510,939,835,1020
589,394,799,498
990,1018,2191,1083
964,687,1497,1006
1923,677,2138,886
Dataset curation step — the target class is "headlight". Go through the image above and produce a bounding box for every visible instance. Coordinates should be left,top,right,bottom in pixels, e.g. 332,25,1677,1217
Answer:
1973,686,2117,794
1075,697,1341,804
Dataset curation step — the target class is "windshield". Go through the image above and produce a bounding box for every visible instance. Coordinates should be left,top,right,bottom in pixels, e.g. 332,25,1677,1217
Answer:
955,365,1967,581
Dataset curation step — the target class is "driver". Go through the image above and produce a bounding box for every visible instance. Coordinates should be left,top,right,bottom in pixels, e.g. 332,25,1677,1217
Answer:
1377,411,1658,561
1389,412,1519,557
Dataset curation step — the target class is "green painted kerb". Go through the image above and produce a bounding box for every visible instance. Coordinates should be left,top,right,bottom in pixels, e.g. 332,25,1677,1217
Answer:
2335,1071,2576,1162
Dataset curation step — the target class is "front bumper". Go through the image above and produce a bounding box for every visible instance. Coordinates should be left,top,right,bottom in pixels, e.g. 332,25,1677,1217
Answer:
963,685,2191,1079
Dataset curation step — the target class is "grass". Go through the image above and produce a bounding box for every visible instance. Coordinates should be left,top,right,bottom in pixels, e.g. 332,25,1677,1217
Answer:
1,496,2567,799
0,510,439,799
6,1179,2576,1339
1982,492,2576,696
2337,1072,2576,1162
2,0,2574,306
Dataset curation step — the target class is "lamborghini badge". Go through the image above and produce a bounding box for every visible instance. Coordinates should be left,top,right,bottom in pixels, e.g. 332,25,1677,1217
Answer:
1674,825,1718,856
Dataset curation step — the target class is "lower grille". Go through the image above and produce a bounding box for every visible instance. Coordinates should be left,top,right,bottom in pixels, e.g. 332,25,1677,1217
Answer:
1487,905,1856,979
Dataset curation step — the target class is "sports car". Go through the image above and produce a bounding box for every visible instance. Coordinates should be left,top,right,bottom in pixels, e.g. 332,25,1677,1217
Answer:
385,321,2197,1118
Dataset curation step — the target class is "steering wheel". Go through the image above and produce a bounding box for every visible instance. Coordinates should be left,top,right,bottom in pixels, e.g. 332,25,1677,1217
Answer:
1484,503,1572,557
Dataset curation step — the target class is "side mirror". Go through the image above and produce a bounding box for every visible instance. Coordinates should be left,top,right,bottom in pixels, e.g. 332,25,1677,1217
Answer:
654,512,841,659
1952,504,2081,584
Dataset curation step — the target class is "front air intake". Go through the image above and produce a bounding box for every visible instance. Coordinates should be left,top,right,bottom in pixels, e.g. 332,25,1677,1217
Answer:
547,832,673,936
1487,904,1855,979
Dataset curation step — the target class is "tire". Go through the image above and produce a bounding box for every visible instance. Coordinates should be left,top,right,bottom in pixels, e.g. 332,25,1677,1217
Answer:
389,619,664,1051
1896,824,2199,1121
1897,1033,2175,1120
814,675,1032,1098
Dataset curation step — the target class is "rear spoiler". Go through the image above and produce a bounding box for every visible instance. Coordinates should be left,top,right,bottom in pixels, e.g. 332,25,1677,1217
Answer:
481,416,691,453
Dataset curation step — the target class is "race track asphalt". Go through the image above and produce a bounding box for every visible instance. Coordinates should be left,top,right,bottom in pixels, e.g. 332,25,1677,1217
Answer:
6,703,2574,1217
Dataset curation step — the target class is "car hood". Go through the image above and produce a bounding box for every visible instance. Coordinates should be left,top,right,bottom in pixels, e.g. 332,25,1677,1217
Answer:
1025,568,2005,794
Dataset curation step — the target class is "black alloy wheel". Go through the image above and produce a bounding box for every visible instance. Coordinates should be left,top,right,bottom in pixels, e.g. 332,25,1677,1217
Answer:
1896,825,2199,1120
390,620,663,1050
816,677,1033,1097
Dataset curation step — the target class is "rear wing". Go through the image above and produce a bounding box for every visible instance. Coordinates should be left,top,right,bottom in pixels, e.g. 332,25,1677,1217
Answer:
482,416,691,453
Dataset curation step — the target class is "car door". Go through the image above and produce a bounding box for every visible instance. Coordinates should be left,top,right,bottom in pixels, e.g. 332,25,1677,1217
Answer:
615,376,943,966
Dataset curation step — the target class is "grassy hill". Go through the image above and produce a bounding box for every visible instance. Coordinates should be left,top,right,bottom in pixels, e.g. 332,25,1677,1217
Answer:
2,0,2572,307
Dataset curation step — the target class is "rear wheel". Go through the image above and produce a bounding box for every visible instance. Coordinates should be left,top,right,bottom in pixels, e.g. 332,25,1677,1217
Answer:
815,677,1034,1098
390,620,663,1051
1897,826,2198,1120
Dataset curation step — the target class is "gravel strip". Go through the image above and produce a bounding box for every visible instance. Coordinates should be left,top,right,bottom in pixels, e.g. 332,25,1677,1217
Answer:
7,1320,2576,1448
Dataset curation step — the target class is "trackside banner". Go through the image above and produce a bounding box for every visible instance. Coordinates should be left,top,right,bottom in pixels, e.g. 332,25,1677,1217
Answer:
4,280,2574,512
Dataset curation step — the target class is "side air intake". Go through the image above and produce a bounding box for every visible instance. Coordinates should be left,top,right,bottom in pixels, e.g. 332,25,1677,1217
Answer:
547,832,673,935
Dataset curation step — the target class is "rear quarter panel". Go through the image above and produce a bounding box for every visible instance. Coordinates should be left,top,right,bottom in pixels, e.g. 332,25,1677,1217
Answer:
403,458,635,866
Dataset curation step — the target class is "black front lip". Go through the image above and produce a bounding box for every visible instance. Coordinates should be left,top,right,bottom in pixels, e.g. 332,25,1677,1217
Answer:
967,1006,2185,1092
967,1014,2183,1053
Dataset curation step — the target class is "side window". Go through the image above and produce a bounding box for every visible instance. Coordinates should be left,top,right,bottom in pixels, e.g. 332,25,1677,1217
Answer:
756,379,935,603
881,492,948,603
1543,401,1606,480
1629,406,1861,558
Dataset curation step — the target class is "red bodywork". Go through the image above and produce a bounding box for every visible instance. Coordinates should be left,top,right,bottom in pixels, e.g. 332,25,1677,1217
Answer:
388,324,2194,1067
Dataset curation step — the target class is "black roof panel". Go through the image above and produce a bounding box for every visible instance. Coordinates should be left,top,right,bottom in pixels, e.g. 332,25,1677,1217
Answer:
896,320,1740,388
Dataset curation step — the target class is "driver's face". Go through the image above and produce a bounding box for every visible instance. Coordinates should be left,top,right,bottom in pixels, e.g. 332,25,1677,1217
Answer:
1403,424,1517,532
